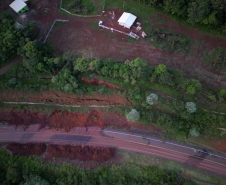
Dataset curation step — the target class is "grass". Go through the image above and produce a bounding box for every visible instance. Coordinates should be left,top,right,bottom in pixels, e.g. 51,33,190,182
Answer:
61,0,104,15
89,21,99,30
155,17,167,24
127,36,138,43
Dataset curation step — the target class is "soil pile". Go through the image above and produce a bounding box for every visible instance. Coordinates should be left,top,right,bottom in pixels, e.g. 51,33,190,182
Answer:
48,144,115,161
82,78,124,92
7,143,47,157
0,110,103,131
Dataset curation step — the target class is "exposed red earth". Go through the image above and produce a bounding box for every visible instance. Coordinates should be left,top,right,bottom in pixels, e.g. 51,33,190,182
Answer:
82,77,124,92
7,143,47,157
5,143,115,161
0,90,131,105
0,109,160,132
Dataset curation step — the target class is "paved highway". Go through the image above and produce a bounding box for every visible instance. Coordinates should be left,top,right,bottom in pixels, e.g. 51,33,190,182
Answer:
1,125,226,176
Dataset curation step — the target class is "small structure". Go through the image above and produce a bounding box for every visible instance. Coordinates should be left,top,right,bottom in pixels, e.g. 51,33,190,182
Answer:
118,12,137,29
9,0,29,14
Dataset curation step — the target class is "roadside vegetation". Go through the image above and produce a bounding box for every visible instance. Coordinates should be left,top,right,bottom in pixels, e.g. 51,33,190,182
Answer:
0,149,197,184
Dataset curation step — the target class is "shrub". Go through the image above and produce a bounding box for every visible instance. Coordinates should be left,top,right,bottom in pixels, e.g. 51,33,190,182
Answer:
185,102,197,114
126,109,140,122
146,93,158,105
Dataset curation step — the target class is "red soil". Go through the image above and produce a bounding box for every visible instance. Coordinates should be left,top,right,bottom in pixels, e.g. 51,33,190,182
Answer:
208,139,226,153
0,90,131,105
6,143,115,162
7,143,47,157
47,144,115,162
0,109,103,132
82,77,124,92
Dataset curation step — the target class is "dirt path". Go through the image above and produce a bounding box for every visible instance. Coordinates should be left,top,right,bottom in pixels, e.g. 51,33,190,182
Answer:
0,56,22,75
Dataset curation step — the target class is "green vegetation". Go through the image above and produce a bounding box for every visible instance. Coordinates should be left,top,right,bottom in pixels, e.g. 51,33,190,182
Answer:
62,0,104,15
0,15,37,68
155,17,167,24
131,0,226,37
147,25,191,54
0,149,197,184
204,47,226,70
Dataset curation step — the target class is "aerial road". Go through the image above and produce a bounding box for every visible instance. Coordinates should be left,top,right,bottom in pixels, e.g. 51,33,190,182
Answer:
0,125,226,176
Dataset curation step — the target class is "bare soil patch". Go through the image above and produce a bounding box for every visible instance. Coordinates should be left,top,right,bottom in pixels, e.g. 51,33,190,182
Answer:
82,77,124,92
0,109,103,131
6,143,115,162
101,111,160,131
47,144,115,161
207,139,226,153
7,143,47,157
0,90,131,105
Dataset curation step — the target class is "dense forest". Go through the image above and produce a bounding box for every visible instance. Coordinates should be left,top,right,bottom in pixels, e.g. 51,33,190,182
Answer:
134,0,226,35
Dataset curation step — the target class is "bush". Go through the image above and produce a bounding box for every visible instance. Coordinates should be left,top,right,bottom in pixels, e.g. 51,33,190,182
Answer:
126,109,140,122
205,47,226,70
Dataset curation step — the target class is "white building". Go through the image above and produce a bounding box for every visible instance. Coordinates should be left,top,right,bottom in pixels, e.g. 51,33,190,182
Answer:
9,0,29,14
118,12,137,29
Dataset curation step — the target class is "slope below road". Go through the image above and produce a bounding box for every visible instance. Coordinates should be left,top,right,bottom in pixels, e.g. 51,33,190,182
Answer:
1,126,226,176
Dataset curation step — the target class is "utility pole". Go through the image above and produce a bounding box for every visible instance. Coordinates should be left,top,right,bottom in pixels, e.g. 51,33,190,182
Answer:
123,1,125,9
176,171,182,185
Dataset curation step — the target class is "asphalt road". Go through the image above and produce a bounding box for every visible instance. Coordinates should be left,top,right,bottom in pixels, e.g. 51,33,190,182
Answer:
1,125,226,176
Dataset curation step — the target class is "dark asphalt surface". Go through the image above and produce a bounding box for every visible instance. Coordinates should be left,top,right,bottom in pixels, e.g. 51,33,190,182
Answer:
1,125,226,176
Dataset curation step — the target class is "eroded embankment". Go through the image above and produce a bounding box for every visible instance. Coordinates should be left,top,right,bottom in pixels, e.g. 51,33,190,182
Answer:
6,143,115,162
82,78,124,92
0,89,131,105
0,110,103,132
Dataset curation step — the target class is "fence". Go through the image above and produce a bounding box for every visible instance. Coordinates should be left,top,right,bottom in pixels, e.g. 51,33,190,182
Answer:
43,19,69,44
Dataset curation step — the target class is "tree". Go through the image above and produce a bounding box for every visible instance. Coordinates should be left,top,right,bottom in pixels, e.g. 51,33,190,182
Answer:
146,93,158,105
185,102,197,114
126,109,140,122
187,0,212,25
219,89,226,101
74,58,89,72
129,58,148,80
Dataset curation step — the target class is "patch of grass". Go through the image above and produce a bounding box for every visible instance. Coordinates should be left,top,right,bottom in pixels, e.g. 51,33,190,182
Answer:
155,17,167,24
147,27,191,54
61,0,101,15
109,32,116,38
127,36,138,43
204,47,226,70
54,21,67,28
89,21,99,30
